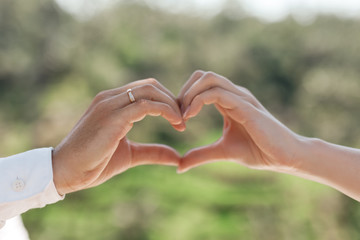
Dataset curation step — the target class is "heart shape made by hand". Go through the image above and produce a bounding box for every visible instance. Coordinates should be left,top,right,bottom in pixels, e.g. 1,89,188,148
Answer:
52,70,300,195
174,71,299,174
128,70,299,175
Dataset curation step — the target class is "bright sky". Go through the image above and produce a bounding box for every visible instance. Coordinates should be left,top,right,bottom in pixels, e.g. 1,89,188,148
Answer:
55,0,360,22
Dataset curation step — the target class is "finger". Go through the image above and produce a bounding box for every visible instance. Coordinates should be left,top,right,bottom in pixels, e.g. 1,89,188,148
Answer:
94,78,177,104
178,70,205,99
181,72,261,112
181,72,232,111
214,103,227,116
104,84,185,130
80,79,177,129
85,79,168,115
131,84,182,117
183,87,259,125
115,100,184,133
183,87,238,119
85,141,181,189
177,70,205,111
130,142,181,167
110,84,181,114
125,78,177,102
84,139,131,188
178,143,225,173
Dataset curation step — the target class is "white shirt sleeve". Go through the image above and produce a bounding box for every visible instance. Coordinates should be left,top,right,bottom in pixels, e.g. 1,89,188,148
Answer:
0,216,30,240
0,148,65,229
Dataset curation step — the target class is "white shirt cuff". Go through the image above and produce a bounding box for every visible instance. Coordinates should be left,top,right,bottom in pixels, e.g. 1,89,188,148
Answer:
0,148,65,229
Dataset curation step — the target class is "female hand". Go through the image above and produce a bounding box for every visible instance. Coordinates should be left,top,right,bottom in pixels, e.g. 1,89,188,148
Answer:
177,71,303,173
52,78,185,195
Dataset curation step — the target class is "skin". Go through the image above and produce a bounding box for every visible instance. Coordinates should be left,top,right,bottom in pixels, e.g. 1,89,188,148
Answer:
177,70,360,201
52,78,186,196
52,71,360,201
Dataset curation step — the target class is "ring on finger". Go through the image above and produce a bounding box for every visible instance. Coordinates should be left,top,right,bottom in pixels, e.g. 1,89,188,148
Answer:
127,88,136,103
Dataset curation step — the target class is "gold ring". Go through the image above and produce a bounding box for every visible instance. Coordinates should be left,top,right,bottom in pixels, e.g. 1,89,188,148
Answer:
127,89,136,103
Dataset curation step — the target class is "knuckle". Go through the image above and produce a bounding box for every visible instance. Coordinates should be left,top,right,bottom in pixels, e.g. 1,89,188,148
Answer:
210,86,222,95
239,86,251,94
247,90,256,98
92,100,111,118
142,83,157,92
204,71,217,79
193,70,205,77
93,90,109,102
201,71,218,84
137,98,149,106
192,94,202,103
146,78,159,85
239,86,257,100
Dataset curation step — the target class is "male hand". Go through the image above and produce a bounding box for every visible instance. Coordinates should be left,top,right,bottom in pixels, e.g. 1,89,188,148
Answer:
53,78,185,195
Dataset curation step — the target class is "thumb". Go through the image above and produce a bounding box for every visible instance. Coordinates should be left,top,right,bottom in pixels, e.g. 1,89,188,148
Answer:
130,142,181,167
178,142,225,173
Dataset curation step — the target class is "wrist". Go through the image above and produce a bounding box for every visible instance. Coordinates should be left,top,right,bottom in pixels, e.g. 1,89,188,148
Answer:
290,136,322,174
270,134,315,175
284,136,354,187
52,148,68,196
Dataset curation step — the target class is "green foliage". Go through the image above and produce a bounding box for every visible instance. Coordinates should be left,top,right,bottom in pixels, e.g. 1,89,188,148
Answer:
1,0,360,239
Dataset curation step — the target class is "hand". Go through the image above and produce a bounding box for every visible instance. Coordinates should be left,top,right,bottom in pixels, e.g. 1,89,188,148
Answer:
177,71,303,173
52,78,185,195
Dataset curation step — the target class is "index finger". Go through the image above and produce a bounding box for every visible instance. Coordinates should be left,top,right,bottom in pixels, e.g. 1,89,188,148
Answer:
177,70,205,109
126,78,177,102
100,78,178,102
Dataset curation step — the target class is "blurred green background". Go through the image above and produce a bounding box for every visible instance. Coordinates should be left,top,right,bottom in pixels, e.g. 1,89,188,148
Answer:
1,0,360,239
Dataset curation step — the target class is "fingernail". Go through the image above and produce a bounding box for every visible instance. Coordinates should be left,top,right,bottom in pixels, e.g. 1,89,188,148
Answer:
183,107,191,119
180,121,186,131
175,122,186,132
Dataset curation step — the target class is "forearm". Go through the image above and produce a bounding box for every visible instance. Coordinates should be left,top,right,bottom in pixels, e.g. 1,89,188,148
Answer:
286,137,360,201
